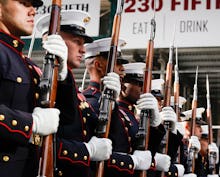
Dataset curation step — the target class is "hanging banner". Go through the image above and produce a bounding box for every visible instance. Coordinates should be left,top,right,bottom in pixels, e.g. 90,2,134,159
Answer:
120,0,220,49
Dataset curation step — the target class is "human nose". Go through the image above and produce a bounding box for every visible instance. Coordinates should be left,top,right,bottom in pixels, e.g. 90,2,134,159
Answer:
80,45,86,54
29,6,36,16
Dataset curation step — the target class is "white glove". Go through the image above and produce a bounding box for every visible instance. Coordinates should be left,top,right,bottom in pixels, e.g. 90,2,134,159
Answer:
189,136,201,153
84,136,112,161
183,173,197,177
175,164,185,177
136,93,161,127
103,72,121,99
130,150,152,170
208,143,219,164
42,34,68,81
154,152,171,172
32,107,60,136
176,122,185,136
160,106,177,133
207,175,219,177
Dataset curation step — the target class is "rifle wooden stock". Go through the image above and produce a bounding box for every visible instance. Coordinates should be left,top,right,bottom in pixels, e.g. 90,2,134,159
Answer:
164,62,173,107
160,44,174,177
173,48,182,164
96,1,124,177
206,75,216,174
136,18,155,177
187,67,198,174
190,101,197,137
174,82,180,120
38,1,61,177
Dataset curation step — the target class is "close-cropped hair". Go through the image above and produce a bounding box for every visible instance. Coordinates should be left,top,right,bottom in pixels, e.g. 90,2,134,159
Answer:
0,0,7,4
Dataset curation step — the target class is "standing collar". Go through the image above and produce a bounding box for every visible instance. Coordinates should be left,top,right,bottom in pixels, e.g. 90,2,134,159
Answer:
0,31,25,53
118,100,135,112
88,81,101,90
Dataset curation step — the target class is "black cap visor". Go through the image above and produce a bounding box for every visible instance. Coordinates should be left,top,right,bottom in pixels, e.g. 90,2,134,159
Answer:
61,25,93,43
31,0,43,7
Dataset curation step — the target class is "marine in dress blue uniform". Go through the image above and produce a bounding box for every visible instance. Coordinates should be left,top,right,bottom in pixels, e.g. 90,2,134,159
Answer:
150,81,186,177
180,108,208,177
36,10,106,177
84,39,144,177
0,1,46,177
162,96,187,177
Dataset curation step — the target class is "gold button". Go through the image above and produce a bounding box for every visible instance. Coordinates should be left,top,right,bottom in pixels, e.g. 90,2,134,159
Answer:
12,120,17,126
80,102,85,109
0,114,5,121
62,150,68,156
128,105,132,110
84,102,89,108
74,153,78,158
128,137,131,142
129,164,133,169
3,156,9,162
112,159,116,164
120,162,124,166
83,130,87,136
28,65,33,69
13,40,18,47
17,77,22,83
83,117,86,123
168,172,171,175
33,78,38,85
24,126,29,131
151,162,155,167
35,93,39,99
58,170,63,176
87,113,90,116
84,156,88,160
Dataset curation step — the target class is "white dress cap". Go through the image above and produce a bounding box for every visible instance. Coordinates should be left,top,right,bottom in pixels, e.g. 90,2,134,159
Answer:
170,96,187,109
123,62,145,75
181,107,206,125
35,10,92,42
84,37,126,59
151,79,164,92
201,125,208,135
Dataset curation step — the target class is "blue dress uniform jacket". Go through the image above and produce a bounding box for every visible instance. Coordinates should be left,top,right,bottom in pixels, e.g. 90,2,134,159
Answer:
0,31,41,177
55,72,98,177
83,81,101,115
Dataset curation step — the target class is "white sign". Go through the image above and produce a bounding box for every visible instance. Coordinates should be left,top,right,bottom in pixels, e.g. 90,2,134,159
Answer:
120,0,220,49
34,0,100,38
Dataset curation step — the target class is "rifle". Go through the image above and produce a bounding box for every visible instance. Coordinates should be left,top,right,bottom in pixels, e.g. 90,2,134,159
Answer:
161,26,175,153
187,66,199,173
135,13,156,177
206,75,217,174
160,26,175,177
174,47,180,121
96,1,124,177
37,0,62,176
